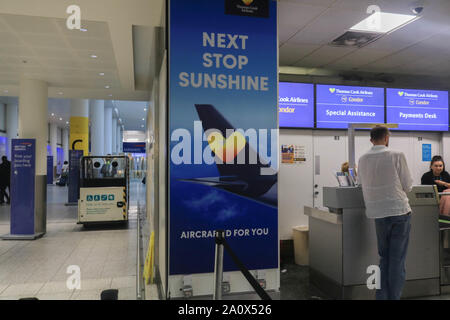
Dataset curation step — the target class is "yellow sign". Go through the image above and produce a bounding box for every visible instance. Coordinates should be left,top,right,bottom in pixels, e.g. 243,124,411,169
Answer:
143,231,155,284
70,116,89,155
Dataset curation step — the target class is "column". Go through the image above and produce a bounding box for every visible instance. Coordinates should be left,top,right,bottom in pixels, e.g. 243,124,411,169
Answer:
116,123,121,154
90,100,105,156
62,128,69,162
70,99,89,155
49,123,58,167
6,103,18,159
112,116,117,154
18,78,48,175
104,106,112,155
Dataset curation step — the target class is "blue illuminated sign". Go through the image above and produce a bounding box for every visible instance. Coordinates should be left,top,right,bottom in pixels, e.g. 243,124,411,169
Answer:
387,88,449,131
316,84,385,129
279,82,314,128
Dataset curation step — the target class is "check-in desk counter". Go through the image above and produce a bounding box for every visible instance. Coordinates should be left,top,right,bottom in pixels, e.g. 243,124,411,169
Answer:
305,185,440,299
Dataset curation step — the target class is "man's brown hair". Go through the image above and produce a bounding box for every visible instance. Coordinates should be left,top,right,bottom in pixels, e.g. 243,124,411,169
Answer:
370,125,389,141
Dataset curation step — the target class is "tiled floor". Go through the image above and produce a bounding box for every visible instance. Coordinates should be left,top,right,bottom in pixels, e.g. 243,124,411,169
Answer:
0,180,157,300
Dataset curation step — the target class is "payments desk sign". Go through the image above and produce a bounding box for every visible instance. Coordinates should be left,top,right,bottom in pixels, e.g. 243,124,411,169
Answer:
279,82,314,128
387,88,449,131
316,84,385,129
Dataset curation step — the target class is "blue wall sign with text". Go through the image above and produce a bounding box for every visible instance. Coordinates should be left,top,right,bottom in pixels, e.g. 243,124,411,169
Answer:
47,156,53,184
422,144,432,162
123,142,146,154
10,139,36,235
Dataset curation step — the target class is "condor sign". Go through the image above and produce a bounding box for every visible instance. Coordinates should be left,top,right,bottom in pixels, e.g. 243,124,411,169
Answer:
279,82,314,128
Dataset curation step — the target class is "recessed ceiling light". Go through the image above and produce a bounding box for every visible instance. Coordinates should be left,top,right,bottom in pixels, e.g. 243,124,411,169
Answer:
142,118,145,121
350,12,419,33
105,85,110,89
51,113,55,116
90,54,98,58
59,118,63,121
99,72,105,76
80,28,88,32
66,121,69,124
144,108,147,111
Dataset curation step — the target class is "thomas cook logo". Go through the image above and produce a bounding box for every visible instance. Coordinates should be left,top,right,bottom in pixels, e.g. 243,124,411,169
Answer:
329,88,336,93
398,91,404,97
226,0,269,18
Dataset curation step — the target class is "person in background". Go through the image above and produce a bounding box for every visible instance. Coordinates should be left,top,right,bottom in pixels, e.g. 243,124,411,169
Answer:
0,156,11,205
357,125,413,300
341,161,349,173
421,155,450,215
62,161,69,176
421,155,450,193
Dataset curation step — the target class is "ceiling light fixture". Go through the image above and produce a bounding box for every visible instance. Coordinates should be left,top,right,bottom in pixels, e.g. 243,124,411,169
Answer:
90,54,98,58
51,113,55,116
144,108,147,111
59,118,63,121
66,121,69,124
350,12,419,33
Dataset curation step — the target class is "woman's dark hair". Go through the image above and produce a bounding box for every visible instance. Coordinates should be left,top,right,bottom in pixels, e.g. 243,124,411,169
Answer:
430,155,445,172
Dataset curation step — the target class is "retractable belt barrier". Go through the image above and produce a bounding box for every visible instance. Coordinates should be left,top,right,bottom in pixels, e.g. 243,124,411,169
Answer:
213,230,271,301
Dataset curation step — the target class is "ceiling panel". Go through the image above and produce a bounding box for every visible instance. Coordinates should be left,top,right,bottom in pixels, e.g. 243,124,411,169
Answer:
279,43,320,65
288,7,368,45
278,1,327,44
294,45,355,68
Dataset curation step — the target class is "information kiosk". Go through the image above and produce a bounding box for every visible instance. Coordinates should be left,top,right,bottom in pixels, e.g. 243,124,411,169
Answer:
77,156,130,226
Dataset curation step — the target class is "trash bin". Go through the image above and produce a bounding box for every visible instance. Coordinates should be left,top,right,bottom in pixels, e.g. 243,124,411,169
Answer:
292,226,309,266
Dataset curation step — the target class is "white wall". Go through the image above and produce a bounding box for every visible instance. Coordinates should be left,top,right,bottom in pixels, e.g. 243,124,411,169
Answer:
278,129,442,240
279,129,313,240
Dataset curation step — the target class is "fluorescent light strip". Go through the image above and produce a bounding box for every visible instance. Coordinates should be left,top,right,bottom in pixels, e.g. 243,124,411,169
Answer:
350,12,419,33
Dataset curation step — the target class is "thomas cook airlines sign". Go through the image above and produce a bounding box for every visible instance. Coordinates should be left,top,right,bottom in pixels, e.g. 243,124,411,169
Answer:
225,0,269,18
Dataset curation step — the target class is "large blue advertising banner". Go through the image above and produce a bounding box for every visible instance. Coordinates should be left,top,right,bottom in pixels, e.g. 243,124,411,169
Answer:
11,139,35,235
279,82,314,128
169,0,278,275
316,84,385,129
387,88,449,131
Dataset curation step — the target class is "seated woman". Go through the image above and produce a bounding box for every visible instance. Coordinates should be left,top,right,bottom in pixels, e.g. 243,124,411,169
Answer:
421,155,450,215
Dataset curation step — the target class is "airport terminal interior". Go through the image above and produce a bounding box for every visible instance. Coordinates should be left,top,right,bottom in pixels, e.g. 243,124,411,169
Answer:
1,0,450,300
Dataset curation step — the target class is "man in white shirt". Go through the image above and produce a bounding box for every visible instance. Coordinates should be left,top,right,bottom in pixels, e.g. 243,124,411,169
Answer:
357,125,413,300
